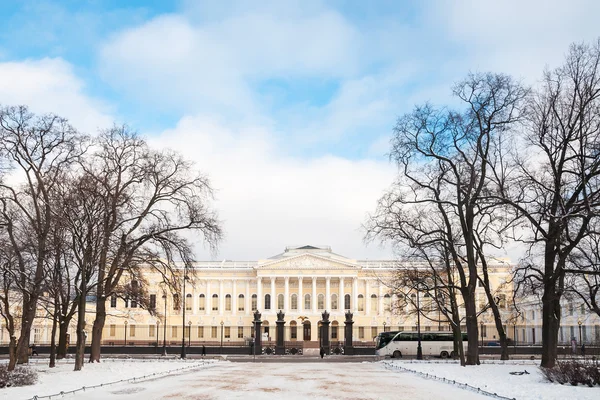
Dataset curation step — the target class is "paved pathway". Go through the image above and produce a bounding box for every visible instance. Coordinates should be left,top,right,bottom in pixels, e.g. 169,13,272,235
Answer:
74,361,487,399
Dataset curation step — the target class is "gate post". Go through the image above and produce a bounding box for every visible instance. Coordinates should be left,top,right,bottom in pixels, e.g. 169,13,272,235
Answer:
321,311,331,355
276,310,285,355
344,311,354,355
253,310,262,356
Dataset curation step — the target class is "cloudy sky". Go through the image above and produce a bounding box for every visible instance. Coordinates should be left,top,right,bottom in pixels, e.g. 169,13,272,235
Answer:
0,0,598,261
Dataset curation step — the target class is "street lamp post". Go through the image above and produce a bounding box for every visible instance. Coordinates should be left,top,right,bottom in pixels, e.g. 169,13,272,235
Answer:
220,321,224,354
188,321,192,347
578,320,583,346
124,321,128,347
383,321,387,332
181,272,189,359
480,322,484,347
416,285,422,360
156,321,160,351
162,292,167,356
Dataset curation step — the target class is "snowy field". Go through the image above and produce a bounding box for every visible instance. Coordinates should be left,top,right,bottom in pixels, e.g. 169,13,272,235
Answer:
2,358,599,399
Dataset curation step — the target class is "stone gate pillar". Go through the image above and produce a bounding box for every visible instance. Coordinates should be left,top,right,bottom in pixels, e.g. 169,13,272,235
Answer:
253,310,262,356
321,311,331,355
344,311,354,355
276,310,285,355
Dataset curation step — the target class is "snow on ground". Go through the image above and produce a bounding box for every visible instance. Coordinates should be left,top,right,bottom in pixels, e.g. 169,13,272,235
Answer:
386,359,599,400
1,358,217,400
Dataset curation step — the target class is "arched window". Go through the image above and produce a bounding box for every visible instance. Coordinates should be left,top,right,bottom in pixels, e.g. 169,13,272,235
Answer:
331,321,339,339
212,294,218,311
344,294,351,310
290,320,297,340
263,321,270,339
265,294,271,310
110,294,117,308
277,294,284,310
185,293,192,311
304,294,311,310
423,293,431,312
370,294,377,312
384,294,391,312
331,294,338,310
173,294,180,310
291,294,298,310
358,294,364,311
251,294,257,311
225,294,232,311
238,294,245,311
318,294,325,310
199,294,205,311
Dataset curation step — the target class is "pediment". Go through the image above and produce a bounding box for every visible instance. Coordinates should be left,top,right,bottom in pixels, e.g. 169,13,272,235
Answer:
256,253,360,271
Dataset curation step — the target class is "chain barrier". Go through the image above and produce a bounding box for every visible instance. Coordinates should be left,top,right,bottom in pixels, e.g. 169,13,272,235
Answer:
382,361,516,400
27,360,217,400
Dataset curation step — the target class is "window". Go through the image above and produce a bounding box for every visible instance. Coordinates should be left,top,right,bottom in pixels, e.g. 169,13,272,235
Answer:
186,294,192,311
358,326,365,339
384,294,391,312
199,294,205,311
318,294,324,310
331,322,338,339
265,294,271,310
251,294,257,311
225,327,231,339
197,326,204,338
263,323,269,338
211,326,217,338
344,294,351,310
225,294,232,311
173,294,180,311
291,294,298,310
109,324,116,336
370,294,377,312
150,294,156,309
358,294,364,311
238,327,244,339
212,294,219,311
110,295,117,308
130,325,136,337
331,294,338,310
171,326,178,338
278,294,284,310
184,325,190,340
290,321,297,340
238,294,245,311
131,298,137,308
371,327,378,340
569,304,574,316
304,294,311,310
149,325,155,337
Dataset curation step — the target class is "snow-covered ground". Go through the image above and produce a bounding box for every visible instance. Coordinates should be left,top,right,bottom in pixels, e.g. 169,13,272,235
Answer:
2,357,598,399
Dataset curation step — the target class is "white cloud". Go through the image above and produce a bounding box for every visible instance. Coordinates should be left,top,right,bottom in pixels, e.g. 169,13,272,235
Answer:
0,58,113,132
148,115,396,260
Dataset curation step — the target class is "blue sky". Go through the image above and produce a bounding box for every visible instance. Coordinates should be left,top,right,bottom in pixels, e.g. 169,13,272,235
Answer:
1,0,599,260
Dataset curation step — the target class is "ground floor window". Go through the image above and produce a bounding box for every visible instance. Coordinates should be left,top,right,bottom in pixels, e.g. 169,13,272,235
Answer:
149,325,155,337
171,326,178,338
358,327,364,339
238,327,244,339
331,326,338,339
212,326,217,338
225,326,231,339
110,324,116,336
198,326,204,338
371,327,377,340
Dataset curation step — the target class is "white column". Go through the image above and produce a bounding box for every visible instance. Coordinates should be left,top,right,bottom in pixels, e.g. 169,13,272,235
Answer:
298,277,303,312
257,277,263,311
366,279,371,316
246,280,251,314
232,279,237,316
284,277,290,313
325,277,331,311
219,279,224,316
205,280,211,316
352,277,358,312
270,277,276,311
312,277,317,313
339,278,345,310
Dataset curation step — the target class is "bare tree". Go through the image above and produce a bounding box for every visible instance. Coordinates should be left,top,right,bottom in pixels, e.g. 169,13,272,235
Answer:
0,105,82,370
366,73,527,365
492,40,600,368
84,126,222,362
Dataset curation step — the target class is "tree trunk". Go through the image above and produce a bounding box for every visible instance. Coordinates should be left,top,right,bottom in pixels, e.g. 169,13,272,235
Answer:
89,297,106,363
49,306,59,368
56,318,72,359
540,286,561,368
16,297,37,365
8,335,17,371
74,280,87,370
463,291,479,365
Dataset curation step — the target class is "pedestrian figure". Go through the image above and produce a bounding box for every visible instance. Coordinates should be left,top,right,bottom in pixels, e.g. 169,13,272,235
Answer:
202,345,206,356
571,337,577,354
320,347,325,359
30,344,38,356
581,344,586,357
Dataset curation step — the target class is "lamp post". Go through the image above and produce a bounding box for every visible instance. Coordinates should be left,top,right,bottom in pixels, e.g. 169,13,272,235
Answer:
480,322,484,347
124,321,128,347
162,292,167,356
156,321,160,351
220,320,224,354
181,272,189,359
383,321,387,332
578,320,583,345
188,321,192,347
416,284,422,360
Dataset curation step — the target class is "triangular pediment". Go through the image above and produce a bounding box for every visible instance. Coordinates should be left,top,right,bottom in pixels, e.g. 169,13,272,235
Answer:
256,253,360,271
